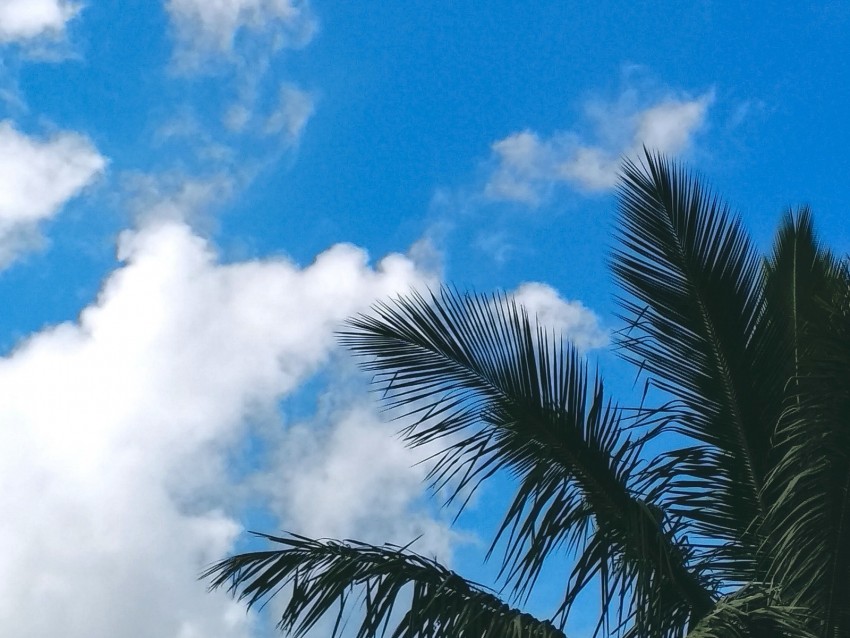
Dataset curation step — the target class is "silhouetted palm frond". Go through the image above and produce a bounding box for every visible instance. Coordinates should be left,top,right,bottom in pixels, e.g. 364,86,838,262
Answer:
761,212,850,636
204,532,565,638
611,153,780,586
339,288,714,635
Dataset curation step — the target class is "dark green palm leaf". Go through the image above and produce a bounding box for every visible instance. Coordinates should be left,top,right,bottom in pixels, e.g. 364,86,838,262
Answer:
685,586,814,638
340,287,714,635
612,150,780,582
762,207,834,384
761,213,850,637
203,532,564,638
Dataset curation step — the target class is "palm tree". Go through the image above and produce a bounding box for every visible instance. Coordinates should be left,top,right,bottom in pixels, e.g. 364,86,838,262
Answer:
203,151,850,638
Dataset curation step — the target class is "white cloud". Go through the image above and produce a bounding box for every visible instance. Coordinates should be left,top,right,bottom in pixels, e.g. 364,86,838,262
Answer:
123,171,234,227
224,103,252,132
473,229,515,265
635,98,710,151
221,83,314,148
0,121,105,266
265,83,314,142
160,3,319,183
0,0,81,43
0,215,445,636
166,0,317,66
511,282,608,351
483,131,551,204
263,402,456,558
484,89,714,204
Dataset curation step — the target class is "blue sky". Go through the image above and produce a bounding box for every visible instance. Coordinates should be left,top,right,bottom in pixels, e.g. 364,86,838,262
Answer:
2,1,849,636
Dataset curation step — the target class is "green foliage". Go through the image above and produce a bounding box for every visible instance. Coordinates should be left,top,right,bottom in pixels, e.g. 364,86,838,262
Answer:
204,151,850,638
202,533,564,638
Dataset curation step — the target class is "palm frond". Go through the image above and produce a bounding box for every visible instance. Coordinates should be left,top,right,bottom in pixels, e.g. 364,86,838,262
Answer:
611,150,779,581
339,287,714,635
684,585,814,638
761,207,838,398
203,532,564,638
761,215,850,637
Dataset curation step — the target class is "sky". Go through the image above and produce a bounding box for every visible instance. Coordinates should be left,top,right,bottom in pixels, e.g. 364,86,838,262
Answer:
1,1,850,636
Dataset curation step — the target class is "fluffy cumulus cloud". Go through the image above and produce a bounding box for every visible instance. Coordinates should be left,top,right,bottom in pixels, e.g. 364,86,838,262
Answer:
484,88,714,204
0,121,105,266
166,0,317,66
263,403,456,558
0,217,445,637
510,282,608,351
0,0,81,43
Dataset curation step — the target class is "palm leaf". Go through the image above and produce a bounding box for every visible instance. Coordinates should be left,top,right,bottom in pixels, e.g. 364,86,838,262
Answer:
685,585,814,638
761,213,850,637
340,287,714,635
611,150,780,583
203,532,564,638
762,207,832,384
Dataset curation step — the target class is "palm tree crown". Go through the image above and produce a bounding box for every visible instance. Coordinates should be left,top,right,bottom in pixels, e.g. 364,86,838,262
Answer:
204,151,850,638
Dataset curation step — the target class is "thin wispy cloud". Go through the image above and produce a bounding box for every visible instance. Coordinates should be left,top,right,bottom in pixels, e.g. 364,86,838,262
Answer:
149,2,318,218
265,83,315,142
166,0,317,70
